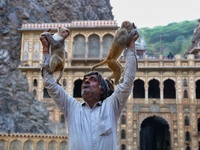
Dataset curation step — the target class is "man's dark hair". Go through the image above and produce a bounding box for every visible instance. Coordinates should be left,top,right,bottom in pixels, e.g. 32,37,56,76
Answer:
83,71,114,100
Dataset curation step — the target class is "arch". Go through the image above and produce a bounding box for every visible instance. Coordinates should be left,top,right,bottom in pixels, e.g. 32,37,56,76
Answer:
140,116,170,150
184,116,190,126
183,78,188,87
60,114,65,123
133,79,145,98
183,90,188,98
33,79,38,87
48,140,57,150
88,34,100,58
121,114,126,124
63,79,67,86
33,89,37,97
164,79,176,99
0,140,7,150
185,131,190,142
148,79,160,98
199,141,200,150
73,34,86,58
121,144,126,150
197,118,200,132
163,77,175,82
196,80,200,99
43,87,50,98
23,41,29,60
73,79,82,97
102,34,113,58
10,140,21,150
121,129,126,139
23,51,28,60
186,145,191,150
33,41,39,60
60,141,67,150
23,140,34,150
36,140,46,150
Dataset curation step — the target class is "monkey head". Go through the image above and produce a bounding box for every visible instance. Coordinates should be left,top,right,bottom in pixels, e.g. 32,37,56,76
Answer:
57,26,70,39
121,21,137,32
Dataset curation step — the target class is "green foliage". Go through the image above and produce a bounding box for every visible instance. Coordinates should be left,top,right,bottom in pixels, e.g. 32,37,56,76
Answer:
138,20,197,56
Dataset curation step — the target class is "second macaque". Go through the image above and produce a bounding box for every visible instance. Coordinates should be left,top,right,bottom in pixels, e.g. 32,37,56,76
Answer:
41,27,70,85
91,21,138,84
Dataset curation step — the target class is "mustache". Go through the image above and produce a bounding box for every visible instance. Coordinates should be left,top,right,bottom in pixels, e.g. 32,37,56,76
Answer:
82,83,90,88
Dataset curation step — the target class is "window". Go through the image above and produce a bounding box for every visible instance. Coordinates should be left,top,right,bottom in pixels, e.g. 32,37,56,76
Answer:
121,115,126,124
121,129,126,139
73,34,86,58
88,34,100,58
184,116,189,126
33,79,38,87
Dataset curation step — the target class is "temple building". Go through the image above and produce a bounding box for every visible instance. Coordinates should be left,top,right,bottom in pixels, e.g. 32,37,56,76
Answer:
17,20,200,150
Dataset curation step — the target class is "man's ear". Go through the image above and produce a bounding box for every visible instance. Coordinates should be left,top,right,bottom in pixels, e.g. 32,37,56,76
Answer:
99,86,104,94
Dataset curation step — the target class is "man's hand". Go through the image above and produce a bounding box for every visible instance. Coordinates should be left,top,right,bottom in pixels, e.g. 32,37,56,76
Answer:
40,28,51,54
127,32,139,48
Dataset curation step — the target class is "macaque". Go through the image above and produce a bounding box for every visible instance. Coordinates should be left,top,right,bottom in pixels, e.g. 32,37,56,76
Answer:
41,27,70,85
91,21,138,84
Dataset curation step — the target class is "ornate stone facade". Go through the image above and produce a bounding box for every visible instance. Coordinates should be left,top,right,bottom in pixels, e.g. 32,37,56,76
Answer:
0,132,67,150
17,20,200,150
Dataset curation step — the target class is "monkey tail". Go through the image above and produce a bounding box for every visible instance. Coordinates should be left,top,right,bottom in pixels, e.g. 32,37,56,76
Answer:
91,60,107,71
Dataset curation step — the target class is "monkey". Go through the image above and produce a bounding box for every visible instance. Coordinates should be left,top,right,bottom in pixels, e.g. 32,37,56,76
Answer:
91,21,138,84
41,27,70,85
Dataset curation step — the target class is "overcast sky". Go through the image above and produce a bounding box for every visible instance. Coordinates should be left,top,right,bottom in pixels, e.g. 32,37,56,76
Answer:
110,0,199,28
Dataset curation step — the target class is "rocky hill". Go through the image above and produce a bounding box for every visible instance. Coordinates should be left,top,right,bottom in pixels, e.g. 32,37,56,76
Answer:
0,0,113,133
185,19,200,56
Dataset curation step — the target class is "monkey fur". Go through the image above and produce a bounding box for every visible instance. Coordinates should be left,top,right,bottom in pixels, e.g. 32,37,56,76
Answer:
41,27,70,85
91,21,138,84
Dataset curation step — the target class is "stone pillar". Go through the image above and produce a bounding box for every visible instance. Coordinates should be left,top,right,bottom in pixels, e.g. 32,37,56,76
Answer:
176,75,182,104
38,75,43,101
126,95,134,150
187,54,194,66
177,105,184,149
28,38,33,66
67,34,72,66
190,105,198,149
175,54,181,66
145,81,148,104
133,113,139,150
99,37,103,59
67,71,73,95
189,72,195,103
85,38,88,59
160,81,164,104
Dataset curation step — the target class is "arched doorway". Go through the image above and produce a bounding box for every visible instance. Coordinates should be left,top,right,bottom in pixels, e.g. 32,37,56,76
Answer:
140,116,170,150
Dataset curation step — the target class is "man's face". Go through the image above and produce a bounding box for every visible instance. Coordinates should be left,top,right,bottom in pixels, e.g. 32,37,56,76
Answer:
81,74,102,102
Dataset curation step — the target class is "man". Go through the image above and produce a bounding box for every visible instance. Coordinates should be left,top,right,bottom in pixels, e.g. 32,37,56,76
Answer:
40,28,139,150
167,52,173,59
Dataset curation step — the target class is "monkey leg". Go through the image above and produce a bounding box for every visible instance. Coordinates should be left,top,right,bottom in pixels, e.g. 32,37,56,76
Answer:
116,60,123,73
107,59,122,84
49,54,64,85
49,54,63,72
56,68,64,85
43,65,54,75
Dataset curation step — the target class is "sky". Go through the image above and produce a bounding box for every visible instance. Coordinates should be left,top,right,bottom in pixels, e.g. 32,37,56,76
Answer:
110,0,200,28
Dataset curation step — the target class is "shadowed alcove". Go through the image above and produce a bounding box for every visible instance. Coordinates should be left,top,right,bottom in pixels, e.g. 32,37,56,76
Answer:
140,116,170,150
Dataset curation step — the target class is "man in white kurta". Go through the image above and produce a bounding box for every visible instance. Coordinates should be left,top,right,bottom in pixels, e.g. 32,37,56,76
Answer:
41,32,139,150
